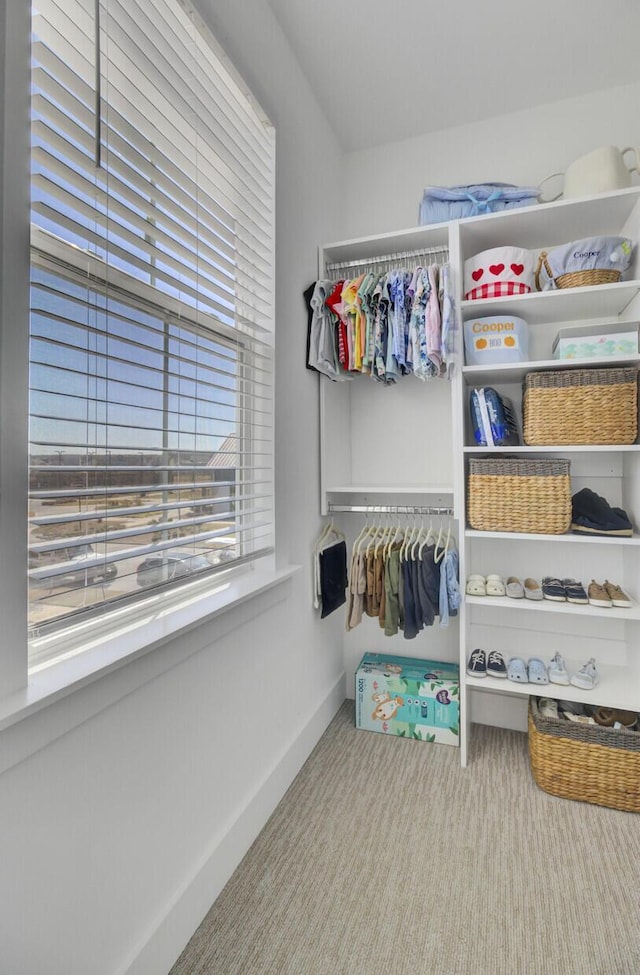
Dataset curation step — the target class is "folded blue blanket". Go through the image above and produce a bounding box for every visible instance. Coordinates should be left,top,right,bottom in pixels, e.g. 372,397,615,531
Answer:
419,183,540,225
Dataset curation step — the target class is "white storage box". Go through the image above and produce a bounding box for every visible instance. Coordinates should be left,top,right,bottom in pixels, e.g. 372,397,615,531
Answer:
464,315,529,365
552,323,639,360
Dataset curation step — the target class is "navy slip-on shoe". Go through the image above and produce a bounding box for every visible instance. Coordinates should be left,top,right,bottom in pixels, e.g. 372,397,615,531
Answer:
542,577,566,601
562,578,589,604
571,488,633,536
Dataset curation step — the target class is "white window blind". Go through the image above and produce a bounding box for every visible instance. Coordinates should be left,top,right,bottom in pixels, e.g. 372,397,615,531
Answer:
29,0,276,639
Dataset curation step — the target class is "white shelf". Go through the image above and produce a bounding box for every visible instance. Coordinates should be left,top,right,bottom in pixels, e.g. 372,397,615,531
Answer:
326,484,453,495
465,529,640,544
462,354,640,387
465,594,640,620
322,223,449,266
457,186,640,251
463,444,640,453
464,665,638,713
460,280,640,326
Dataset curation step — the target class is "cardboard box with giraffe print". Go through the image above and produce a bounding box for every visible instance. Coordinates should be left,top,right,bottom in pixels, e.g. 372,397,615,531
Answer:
355,653,459,746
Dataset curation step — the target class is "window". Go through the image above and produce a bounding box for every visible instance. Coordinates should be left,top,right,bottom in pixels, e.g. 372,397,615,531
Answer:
29,0,275,653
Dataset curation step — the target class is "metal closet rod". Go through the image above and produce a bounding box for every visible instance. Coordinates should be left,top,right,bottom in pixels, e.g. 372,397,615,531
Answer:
325,244,449,274
327,503,454,515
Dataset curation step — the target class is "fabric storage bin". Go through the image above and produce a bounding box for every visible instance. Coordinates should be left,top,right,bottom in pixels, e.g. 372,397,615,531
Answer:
523,367,638,445
528,697,640,812
464,246,534,300
467,457,571,534
419,183,539,225
463,314,529,365
534,235,633,291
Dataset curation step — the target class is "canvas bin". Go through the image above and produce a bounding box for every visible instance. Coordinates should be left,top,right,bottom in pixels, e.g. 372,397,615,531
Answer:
467,457,571,534
522,367,638,445
528,697,640,812
534,235,633,290
463,246,534,301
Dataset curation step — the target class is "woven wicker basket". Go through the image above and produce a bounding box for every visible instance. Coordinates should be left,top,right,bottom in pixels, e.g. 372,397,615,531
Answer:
523,367,638,445
467,457,571,534
528,697,640,812
535,251,621,290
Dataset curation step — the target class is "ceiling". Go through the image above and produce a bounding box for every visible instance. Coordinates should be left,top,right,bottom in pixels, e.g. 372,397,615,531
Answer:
267,0,640,152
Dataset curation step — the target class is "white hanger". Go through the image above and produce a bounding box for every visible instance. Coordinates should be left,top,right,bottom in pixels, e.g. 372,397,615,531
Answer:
374,509,391,558
317,517,344,550
367,507,385,555
385,508,403,560
418,513,436,558
357,508,376,556
401,508,417,562
411,511,427,561
353,511,372,556
434,516,452,563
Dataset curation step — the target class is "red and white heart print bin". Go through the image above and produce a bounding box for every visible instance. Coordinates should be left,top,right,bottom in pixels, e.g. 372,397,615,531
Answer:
464,246,533,300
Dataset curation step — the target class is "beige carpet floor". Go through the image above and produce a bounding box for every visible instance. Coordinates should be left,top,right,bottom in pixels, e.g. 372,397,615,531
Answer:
170,700,640,975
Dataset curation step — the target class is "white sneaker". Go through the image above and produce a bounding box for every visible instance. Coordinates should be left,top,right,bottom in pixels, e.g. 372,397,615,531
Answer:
548,652,570,686
570,657,599,690
538,697,559,719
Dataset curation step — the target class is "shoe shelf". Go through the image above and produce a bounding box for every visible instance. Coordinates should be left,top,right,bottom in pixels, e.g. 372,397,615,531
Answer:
465,594,640,620
465,664,638,712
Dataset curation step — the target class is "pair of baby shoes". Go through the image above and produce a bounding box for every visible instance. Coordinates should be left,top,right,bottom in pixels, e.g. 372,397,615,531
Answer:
548,651,599,689
466,648,507,678
588,580,632,608
466,574,505,597
506,576,544,600
507,656,548,684
542,578,589,604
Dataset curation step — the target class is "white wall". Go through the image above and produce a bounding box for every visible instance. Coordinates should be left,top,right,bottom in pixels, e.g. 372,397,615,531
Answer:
0,3,348,974
343,81,640,238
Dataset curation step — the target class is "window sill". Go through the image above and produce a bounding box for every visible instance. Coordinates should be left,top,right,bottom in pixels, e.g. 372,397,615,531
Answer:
0,563,300,773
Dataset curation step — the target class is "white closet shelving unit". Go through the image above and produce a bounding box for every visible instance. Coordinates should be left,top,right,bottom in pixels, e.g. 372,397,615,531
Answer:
318,186,640,767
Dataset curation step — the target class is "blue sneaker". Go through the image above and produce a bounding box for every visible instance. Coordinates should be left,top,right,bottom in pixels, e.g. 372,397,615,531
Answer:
467,648,487,677
486,650,507,678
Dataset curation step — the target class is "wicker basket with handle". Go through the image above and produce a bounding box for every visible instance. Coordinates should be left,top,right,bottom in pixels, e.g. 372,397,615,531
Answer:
523,367,638,445
528,697,640,812
534,235,633,291
534,251,620,290
467,457,571,534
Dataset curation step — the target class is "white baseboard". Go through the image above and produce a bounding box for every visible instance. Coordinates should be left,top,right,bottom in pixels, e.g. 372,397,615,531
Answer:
119,673,346,975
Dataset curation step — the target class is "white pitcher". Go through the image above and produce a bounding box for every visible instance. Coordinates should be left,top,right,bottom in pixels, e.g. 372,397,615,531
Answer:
542,145,640,200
